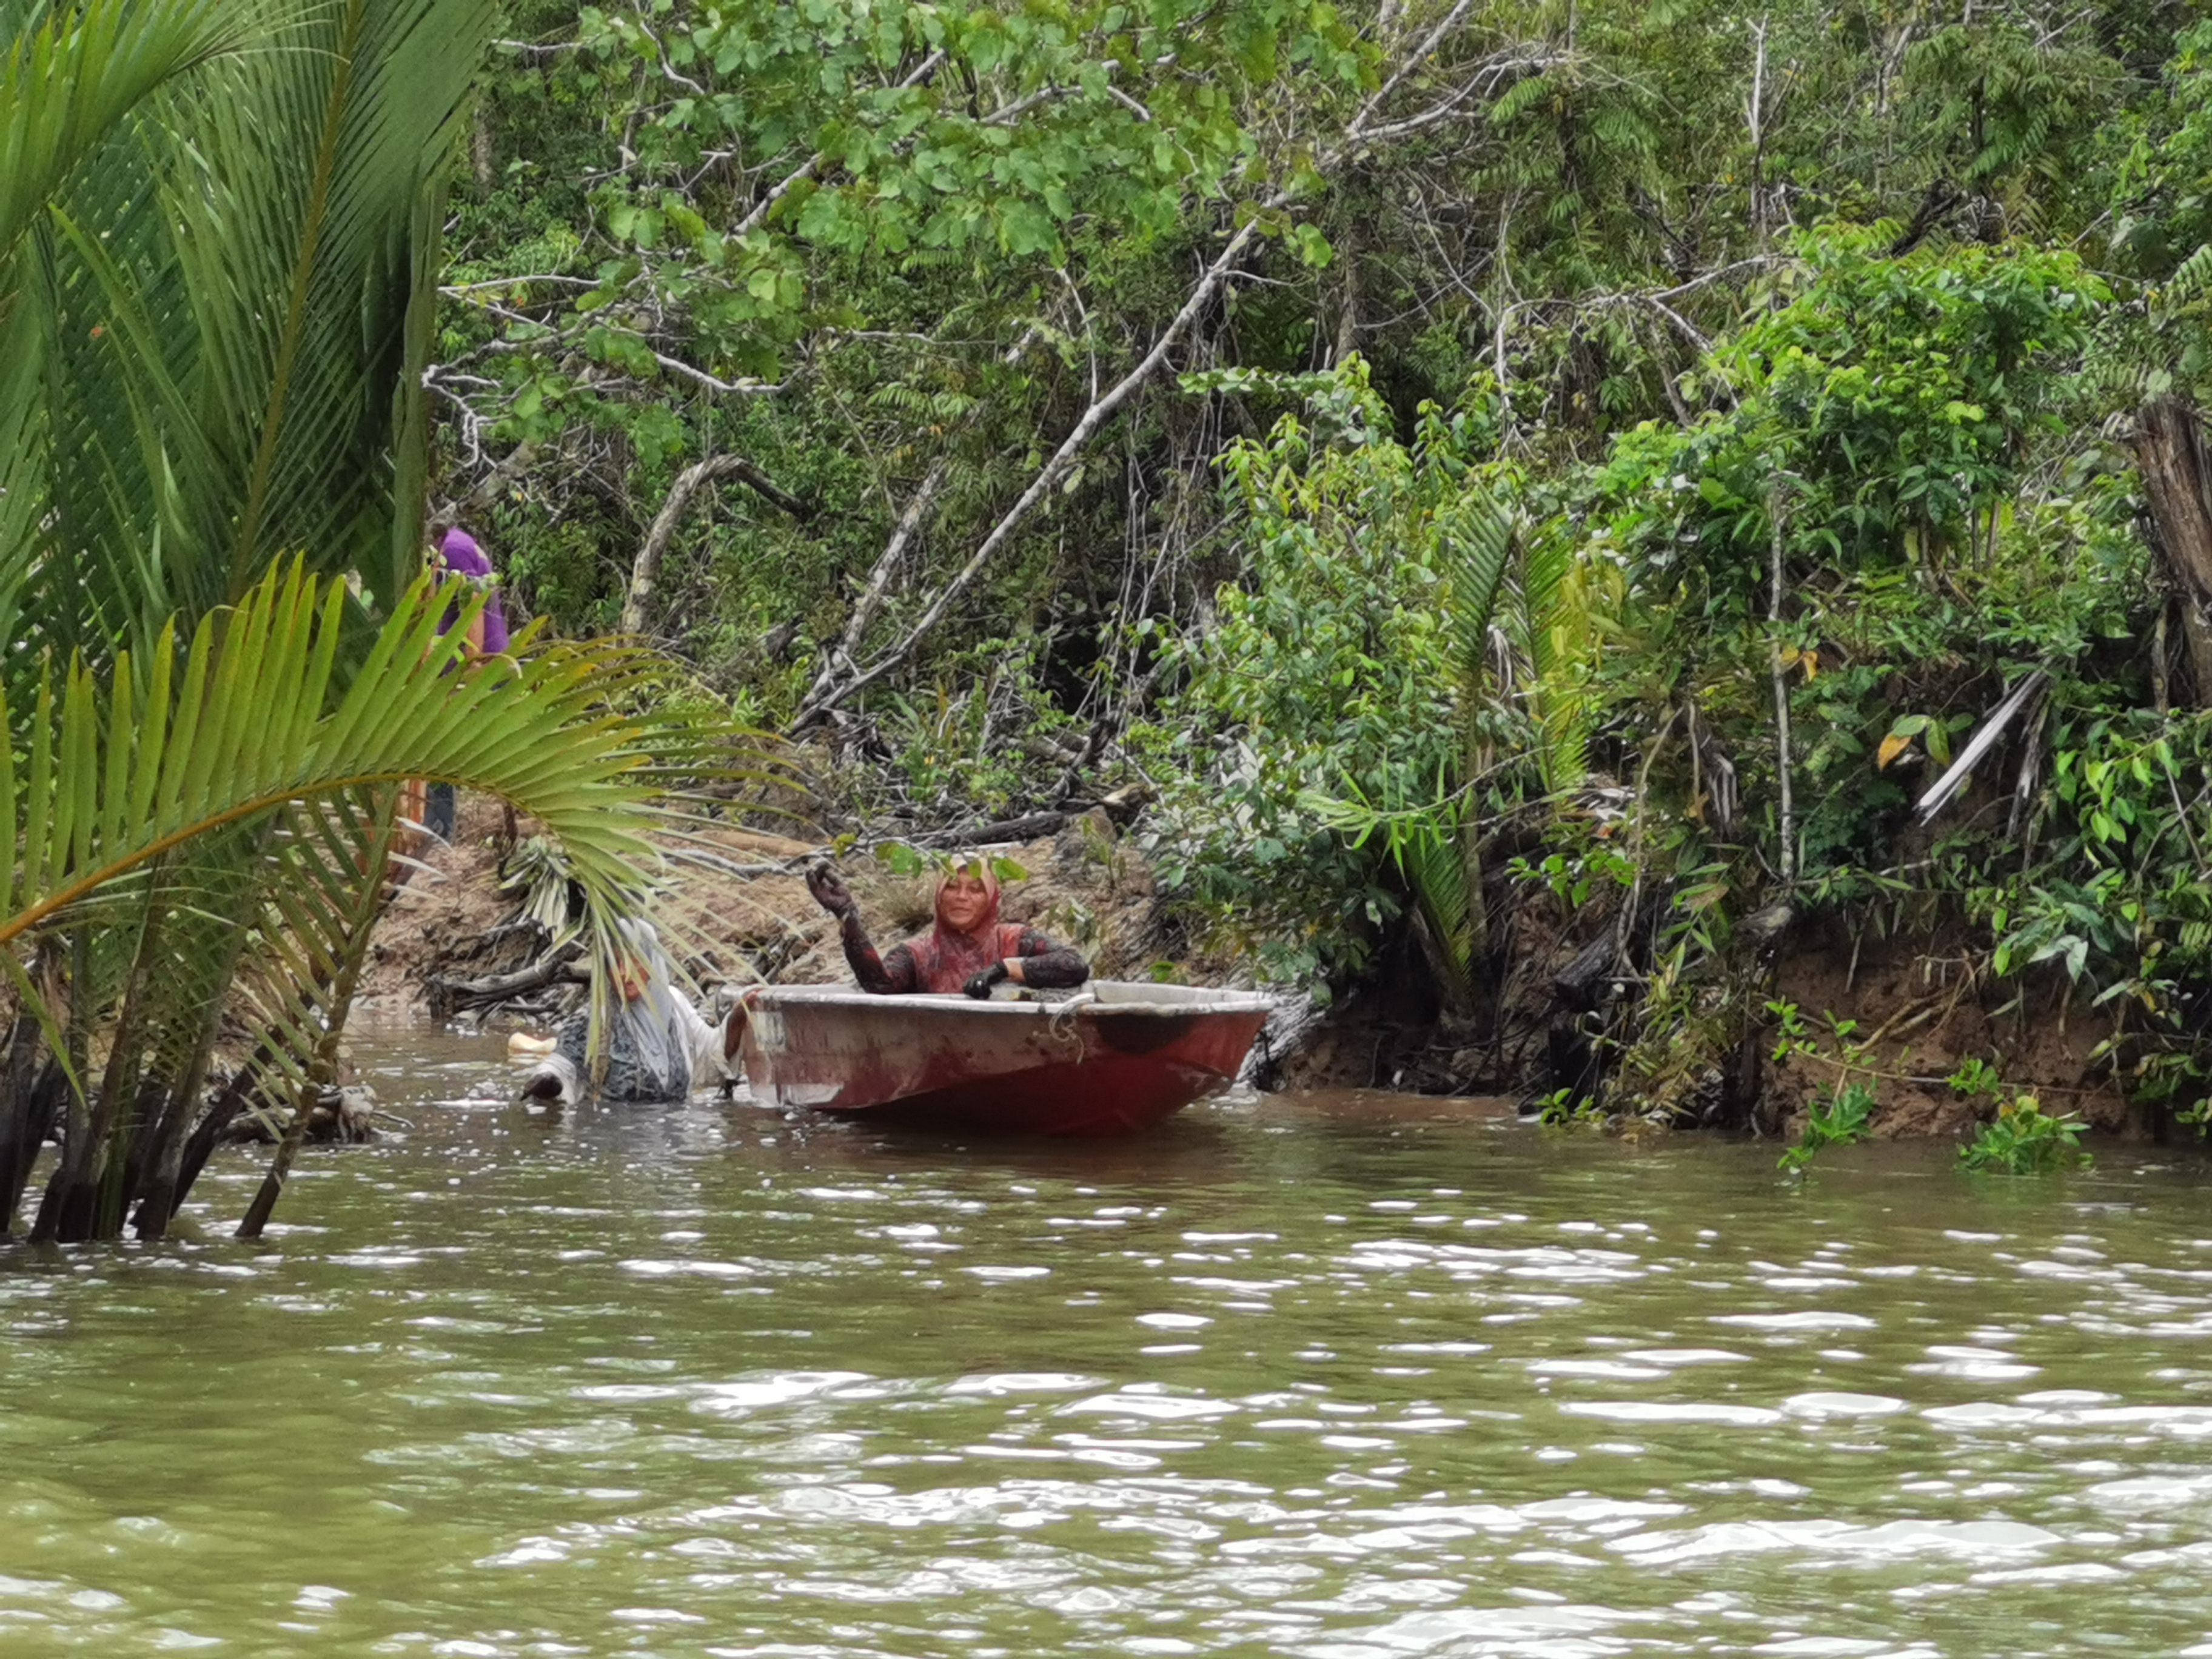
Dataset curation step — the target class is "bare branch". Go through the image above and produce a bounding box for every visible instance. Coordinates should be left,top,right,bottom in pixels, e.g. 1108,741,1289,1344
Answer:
793,20,1517,731
440,275,600,295
789,208,1272,732
651,351,781,397
623,454,811,635
1106,85,1153,122
802,460,951,708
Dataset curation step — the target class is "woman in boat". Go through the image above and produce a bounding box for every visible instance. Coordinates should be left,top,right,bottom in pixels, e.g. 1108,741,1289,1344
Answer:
806,857,1090,998
515,920,737,1103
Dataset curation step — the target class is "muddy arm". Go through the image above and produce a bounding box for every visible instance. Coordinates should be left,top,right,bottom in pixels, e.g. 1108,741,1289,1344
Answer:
809,862,920,994
838,912,920,995
1008,928,1090,990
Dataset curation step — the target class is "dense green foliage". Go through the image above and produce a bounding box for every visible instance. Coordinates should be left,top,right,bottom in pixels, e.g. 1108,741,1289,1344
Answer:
448,0,2212,1125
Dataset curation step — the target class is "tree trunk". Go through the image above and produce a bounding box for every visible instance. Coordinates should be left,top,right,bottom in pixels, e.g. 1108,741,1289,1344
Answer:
0,1025,60,1236
471,101,494,189
622,454,808,637
30,933,94,1244
145,1061,264,1237
2133,395,2212,704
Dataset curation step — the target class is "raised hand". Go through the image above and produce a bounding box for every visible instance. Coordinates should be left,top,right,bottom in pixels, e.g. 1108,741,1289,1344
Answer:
806,862,856,918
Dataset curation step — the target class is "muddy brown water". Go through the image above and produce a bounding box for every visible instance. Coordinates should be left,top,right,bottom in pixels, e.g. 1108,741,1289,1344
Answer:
5,1025,2212,1655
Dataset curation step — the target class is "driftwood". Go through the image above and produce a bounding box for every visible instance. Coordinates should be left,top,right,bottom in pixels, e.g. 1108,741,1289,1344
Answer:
897,786,1154,854
221,1085,380,1147
426,946,585,1019
913,812,1068,849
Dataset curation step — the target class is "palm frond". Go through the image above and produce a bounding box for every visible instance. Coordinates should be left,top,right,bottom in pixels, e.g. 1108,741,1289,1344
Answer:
1394,808,1478,994
1,0,497,671
1518,529,1591,795
7,565,734,1238
0,0,246,272
1441,488,1515,683
1,565,678,954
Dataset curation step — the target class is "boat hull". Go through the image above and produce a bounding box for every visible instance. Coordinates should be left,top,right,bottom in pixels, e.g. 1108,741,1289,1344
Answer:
737,982,1273,1135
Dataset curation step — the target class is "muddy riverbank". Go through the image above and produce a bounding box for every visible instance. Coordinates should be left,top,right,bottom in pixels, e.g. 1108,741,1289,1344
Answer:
356,799,2137,1145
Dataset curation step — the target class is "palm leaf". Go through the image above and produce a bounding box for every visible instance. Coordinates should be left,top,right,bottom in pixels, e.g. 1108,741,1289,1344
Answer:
1404,486,1517,1000
0,0,497,676
1441,489,1515,681
1395,808,1478,994
1,565,678,948
0,563,728,1236
227,785,404,1239
1517,529,1590,796
0,0,246,274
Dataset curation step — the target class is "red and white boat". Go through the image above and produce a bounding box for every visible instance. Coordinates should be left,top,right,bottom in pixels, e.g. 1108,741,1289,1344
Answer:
735,980,1274,1135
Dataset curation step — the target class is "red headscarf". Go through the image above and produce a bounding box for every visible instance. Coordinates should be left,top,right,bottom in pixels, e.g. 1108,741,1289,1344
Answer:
902,859,1027,993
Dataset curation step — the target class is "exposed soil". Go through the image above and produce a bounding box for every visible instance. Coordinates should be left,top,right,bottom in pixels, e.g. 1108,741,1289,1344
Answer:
360,799,2136,1141
357,795,520,1011
1763,917,2130,1142
357,799,1221,1025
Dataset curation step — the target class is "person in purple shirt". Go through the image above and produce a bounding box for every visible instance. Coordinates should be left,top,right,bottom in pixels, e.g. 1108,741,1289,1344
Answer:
435,526,509,654
423,527,508,840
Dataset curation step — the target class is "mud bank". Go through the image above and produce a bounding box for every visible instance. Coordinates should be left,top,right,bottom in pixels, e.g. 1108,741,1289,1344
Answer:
358,797,1212,1023
360,799,2139,1144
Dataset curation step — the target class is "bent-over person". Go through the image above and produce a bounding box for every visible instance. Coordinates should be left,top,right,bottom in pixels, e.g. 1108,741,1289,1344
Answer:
517,920,735,1103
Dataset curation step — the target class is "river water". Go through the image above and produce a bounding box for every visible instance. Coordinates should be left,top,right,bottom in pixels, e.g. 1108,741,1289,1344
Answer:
5,1030,2212,1656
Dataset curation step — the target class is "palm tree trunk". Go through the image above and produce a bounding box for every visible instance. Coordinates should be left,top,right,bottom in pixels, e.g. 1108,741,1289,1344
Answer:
43,894,165,1241
128,991,234,1241
144,1059,267,1238
30,932,95,1242
0,1016,57,1233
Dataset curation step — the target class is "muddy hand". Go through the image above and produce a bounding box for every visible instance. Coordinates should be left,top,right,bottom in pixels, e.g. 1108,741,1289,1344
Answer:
806,862,856,918
964,962,1010,1000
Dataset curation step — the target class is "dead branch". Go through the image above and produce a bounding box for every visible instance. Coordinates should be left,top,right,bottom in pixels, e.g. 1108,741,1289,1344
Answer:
623,454,811,635
803,459,950,709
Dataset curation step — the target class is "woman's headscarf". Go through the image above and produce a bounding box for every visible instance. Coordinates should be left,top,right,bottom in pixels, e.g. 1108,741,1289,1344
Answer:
437,526,509,653
905,857,1015,991
933,858,1002,936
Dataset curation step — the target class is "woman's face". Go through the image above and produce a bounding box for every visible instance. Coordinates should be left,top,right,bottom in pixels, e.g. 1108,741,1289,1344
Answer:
939,870,992,931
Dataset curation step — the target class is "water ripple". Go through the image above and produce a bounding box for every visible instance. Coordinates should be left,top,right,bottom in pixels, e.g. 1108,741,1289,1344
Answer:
8,1042,2212,1655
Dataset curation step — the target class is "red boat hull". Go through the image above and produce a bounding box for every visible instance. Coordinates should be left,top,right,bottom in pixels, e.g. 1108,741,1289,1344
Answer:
737,983,1273,1136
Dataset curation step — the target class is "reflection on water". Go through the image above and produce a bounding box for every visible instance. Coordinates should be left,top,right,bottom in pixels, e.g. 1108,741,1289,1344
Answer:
5,1028,2212,1655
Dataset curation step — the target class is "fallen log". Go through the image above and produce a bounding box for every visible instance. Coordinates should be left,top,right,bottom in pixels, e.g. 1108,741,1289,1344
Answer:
913,812,1067,848
427,946,585,1018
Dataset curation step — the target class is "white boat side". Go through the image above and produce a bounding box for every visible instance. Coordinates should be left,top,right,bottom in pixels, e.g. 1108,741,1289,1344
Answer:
742,979,1278,1019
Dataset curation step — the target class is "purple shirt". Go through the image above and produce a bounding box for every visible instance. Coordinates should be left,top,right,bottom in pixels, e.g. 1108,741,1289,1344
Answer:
437,528,509,654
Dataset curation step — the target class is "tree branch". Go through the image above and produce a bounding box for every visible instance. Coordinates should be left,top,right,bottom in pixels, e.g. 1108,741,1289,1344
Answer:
732,49,947,238
802,459,950,709
623,454,811,635
651,350,780,397
790,17,1507,731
